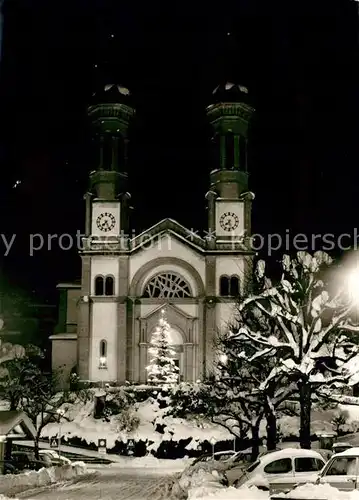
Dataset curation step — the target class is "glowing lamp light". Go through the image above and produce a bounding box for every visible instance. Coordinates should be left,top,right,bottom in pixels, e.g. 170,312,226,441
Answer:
219,353,228,364
347,268,359,304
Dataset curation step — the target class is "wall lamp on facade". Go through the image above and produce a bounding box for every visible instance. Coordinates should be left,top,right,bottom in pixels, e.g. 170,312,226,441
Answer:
99,356,107,369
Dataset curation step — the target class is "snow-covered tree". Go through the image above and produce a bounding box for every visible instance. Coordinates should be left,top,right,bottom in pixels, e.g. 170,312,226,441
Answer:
146,310,179,385
236,251,359,449
0,346,91,457
213,324,296,456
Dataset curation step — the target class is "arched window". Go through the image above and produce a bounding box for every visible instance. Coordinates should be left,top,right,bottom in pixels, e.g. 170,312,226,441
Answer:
143,272,192,298
219,275,230,296
99,340,107,358
230,275,240,296
105,276,114,296
95,276,104,296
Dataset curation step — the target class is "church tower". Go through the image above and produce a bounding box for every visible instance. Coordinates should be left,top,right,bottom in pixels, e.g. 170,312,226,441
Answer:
204,82,255,361
77,83,135,384
206,82,255,250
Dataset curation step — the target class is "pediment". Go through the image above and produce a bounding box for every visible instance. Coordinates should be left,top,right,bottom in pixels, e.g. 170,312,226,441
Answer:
139,302,195,321
130,218,206,254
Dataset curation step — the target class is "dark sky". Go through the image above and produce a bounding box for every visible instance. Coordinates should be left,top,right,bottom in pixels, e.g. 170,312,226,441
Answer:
0,0,358,300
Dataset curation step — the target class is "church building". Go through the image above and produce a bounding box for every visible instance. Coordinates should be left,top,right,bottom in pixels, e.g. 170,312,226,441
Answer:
50,81,255,386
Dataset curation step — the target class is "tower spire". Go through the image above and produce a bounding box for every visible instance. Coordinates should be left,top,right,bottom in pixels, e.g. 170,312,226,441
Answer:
87,83,135,200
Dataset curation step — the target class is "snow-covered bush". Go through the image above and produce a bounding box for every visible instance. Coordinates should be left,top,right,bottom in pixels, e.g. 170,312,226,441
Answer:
169,382,213,420
115,409,140,432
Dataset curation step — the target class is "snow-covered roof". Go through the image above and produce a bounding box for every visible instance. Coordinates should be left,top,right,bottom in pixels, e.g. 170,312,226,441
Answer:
90,83,133,107
0,411,36,439
212,82,248,95
210,81,251,106
257,448,323,466
334,447,359,457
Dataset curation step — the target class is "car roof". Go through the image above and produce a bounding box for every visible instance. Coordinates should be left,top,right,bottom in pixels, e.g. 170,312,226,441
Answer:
258,448,324,466
332,447,359,457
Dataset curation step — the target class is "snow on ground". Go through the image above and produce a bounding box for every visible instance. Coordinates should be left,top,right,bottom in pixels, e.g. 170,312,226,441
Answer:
88,455,192,472
283,483,359,499
188,480,359,500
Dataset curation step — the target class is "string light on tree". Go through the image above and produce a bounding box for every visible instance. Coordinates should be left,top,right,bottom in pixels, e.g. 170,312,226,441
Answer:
146,309,179,385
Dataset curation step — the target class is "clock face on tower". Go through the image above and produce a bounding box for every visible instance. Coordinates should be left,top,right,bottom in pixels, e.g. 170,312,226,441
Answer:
219,212,239,232
96,212,116,232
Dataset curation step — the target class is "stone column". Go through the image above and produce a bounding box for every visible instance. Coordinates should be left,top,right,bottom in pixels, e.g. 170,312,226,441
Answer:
204,256,217,376
139,343,148,383
117,302,127,383
205,191,217,250
220,135,226,169
196,299,205,380
99,135,105,169
126,299,141,382
117,256,129,383
78,256,91,381
84,192,92,237
111,136,119,171
234,135,240,170
133,314,141,382
184,343,194,381
205,302,216,375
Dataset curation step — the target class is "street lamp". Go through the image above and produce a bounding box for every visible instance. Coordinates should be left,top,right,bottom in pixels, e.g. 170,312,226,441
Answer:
56,408,65,455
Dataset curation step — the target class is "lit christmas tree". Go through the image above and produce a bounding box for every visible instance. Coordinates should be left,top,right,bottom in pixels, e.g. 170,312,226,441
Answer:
146,309,179,385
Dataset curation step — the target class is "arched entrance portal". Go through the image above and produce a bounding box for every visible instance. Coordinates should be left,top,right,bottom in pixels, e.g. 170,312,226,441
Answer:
147,326,184,382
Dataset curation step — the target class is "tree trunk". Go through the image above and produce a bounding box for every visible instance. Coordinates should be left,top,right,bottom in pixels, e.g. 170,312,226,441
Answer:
34,436,40,460
266,411,277,450
251,423,260,462
299,381,312,449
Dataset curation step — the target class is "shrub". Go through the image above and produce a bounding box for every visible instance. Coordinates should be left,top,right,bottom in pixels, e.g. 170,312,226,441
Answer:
115,409,140,433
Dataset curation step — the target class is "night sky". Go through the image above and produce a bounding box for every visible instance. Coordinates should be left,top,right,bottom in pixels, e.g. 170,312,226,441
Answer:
0,0,358,302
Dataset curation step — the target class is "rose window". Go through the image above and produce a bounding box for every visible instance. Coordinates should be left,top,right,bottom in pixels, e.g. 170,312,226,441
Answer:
143,273,192,298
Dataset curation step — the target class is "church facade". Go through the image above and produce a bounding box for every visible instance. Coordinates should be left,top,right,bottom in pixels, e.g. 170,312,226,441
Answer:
50,82,255,386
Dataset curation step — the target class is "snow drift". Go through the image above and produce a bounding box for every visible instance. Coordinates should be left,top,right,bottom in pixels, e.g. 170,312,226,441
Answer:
0,461,87,496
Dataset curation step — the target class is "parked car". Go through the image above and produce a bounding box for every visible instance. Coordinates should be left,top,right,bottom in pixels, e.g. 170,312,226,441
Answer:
225,448,326,491
270,446,359,497
332,442,353,454
311,446,359,492
11,451,51,471
39,450,71,466
191,446,279,469
191,450,238,466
